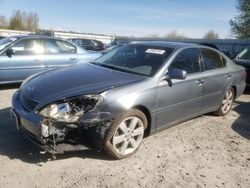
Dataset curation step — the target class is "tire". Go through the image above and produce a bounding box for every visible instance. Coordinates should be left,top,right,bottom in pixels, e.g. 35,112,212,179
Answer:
214,87,235,116
103,109,148,160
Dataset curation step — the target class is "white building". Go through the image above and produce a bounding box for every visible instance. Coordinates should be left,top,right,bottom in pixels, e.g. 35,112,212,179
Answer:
0,29,113,44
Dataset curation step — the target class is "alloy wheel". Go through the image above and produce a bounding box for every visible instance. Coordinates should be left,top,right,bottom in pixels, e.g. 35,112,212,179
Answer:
112,116,144,155
221,90,234,114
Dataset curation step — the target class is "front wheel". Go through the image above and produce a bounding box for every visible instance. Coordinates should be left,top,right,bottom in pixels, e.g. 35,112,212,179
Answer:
214,87,235,116
103,109,147,159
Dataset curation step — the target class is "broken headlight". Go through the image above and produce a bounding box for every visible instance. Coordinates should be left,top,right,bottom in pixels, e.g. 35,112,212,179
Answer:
39,94,103,123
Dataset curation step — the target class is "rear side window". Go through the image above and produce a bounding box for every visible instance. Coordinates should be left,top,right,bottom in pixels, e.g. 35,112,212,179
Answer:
201,48,225,70
45,39,76,54
169,48,200,74
79,39,92,46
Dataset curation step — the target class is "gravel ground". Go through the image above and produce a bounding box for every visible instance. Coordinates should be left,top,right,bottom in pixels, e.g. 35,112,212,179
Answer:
0,87,249,188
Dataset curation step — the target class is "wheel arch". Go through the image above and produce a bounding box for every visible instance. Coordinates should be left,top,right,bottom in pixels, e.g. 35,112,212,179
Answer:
133,105,152,137
231,85,237,100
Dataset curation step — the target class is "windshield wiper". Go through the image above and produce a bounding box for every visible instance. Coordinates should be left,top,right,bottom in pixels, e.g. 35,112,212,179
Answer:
91,62,148,77
93,62,127,72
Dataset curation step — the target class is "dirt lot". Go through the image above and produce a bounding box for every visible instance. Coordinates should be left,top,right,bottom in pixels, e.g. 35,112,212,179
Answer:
0,88,249,188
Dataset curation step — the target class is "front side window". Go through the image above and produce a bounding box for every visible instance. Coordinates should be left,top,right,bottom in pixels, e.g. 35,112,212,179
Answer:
93,44,174,76
168,48,200,74
0,37,18,51
45,39,76,54
201,48,225,70
11,39,44,55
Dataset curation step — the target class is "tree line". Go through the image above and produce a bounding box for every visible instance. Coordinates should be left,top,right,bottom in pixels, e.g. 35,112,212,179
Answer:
0,0,249,39
0,10,39,31
147,30,220,39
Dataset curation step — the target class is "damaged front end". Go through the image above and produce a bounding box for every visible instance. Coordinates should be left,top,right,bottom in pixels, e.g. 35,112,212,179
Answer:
34,94,114,154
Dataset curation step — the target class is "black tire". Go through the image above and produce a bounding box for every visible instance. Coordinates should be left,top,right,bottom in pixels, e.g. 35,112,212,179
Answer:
103,109,148,160
214,87,235,116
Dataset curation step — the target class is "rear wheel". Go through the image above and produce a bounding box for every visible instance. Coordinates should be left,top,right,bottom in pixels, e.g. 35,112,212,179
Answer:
104,109,147,159
215,87,235,116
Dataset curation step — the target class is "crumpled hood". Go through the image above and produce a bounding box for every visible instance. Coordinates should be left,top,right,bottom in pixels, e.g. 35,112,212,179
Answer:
21,63,145,105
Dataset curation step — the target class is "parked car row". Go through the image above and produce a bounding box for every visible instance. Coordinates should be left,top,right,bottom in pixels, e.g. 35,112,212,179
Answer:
10,41,246,159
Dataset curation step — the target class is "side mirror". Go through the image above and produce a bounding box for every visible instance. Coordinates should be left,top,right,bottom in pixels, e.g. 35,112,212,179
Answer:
161,68,187,86
6,48,15,58
167,68,187,80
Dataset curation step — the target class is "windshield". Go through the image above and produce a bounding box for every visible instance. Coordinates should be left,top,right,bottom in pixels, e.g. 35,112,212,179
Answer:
94,44,173,76
0,37,18,51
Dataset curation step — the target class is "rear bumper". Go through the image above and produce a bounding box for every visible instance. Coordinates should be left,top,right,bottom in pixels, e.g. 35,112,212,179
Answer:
246,68,250,86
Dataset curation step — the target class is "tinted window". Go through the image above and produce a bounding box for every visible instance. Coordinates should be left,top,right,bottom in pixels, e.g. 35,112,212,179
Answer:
0,37,18,51
94,44,173,76
77,39,92,46
201,48,225,70
45,39,76,54
11,39,44,55
169,48,200,74
92,40,103,46
238,49,250,60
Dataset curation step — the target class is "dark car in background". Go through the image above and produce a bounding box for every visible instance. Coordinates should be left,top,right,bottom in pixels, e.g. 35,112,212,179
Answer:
70,38,105,51
11,42,246,159
102,42,128,54
104,41,128,49
0,35,102,84
234,48,250,86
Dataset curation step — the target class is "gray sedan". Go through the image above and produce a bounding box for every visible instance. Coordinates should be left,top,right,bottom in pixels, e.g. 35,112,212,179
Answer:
0,35,102,84
11,41,246,159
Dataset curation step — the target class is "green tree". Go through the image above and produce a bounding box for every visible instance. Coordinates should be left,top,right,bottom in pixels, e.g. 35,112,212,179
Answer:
9,10,25,30
230,0,250,38
203,30,219,39
7,10,39,31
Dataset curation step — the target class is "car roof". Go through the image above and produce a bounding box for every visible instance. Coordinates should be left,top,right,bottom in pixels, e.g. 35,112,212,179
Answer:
131,41,199,49
8,35,67,41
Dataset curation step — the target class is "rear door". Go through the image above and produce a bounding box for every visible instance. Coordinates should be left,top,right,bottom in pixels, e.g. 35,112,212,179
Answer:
0,38,45,83
199,48,231,113
156,47,203,128
43,38,77,70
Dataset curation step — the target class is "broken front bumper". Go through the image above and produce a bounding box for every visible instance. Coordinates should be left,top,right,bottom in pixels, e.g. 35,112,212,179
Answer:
11,92,91,154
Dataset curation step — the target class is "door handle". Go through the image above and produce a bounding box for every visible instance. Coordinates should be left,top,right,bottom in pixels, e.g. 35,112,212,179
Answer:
69,57,77,61
195,79,204,85
225,74,232,79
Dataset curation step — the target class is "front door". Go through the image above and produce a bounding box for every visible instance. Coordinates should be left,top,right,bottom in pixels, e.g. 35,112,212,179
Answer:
0,38,45,83
156,48,203,129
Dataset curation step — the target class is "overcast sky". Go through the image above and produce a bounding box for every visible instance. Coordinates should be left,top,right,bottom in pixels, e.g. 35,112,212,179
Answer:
0,0,237,38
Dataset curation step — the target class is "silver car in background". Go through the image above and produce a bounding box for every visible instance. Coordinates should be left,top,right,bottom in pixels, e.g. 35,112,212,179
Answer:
0,35,102,84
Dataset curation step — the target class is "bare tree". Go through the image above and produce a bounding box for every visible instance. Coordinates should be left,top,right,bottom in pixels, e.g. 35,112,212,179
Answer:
165,30,187,39
146,33,160,38
0,15,8,28
203,30,219,39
